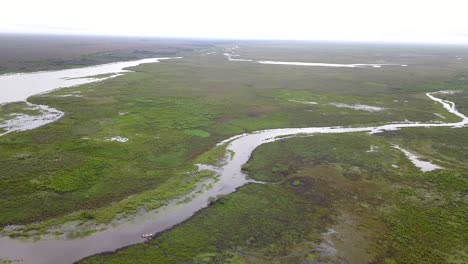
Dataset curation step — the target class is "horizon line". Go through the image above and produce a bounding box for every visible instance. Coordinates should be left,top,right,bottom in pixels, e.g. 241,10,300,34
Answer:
2,32,468,46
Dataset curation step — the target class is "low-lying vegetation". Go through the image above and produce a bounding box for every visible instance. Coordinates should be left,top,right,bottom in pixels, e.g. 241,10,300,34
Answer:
82,130,467,263
1,42,468,263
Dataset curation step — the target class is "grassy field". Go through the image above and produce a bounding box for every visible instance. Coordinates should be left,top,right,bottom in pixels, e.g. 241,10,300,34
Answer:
0,40,467,263
81,131,467,263
0,34,211,74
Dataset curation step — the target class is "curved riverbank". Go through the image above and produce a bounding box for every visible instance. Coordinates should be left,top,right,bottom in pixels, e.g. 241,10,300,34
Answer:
0,57,181,136
0,91,466,264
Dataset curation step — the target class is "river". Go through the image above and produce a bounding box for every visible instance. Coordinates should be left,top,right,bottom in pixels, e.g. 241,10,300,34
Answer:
0,61,466,263
0,58,180,136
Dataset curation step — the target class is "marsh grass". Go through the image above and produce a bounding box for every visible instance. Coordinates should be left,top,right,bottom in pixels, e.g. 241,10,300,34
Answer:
82,131,467,263
1,43,468,262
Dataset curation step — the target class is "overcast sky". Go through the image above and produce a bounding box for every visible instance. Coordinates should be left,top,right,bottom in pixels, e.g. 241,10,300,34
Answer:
2,0,468,44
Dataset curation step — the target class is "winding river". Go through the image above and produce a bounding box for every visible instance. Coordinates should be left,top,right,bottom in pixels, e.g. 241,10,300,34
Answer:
0,57,180,136
0,60,467,263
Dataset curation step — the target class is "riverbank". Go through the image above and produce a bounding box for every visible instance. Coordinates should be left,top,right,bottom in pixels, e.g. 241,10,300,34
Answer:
1,43,468,263
81,129,468,263
1,90,466,263
0,34,208,74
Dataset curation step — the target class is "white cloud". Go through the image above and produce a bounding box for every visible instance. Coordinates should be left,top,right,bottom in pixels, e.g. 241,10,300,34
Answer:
1,0,468,43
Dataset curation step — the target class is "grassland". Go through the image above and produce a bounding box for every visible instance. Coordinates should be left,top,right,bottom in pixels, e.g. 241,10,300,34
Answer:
1,41,468,263
0,34,210,74
81,130,467,263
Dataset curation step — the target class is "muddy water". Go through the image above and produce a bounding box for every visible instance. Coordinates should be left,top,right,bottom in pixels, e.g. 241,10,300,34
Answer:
221,47,405,68
0,102,64,136
0,92,466,263
257,61,393,68
392,145,443,172
0,58,180,136
0,58,180,105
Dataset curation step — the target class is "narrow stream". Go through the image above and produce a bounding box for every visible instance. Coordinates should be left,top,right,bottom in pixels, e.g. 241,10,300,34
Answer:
0,90,466,263
222,46,407,68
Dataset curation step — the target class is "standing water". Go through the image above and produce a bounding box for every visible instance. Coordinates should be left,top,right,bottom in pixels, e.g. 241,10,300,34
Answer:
0,59,468,264
0,58,181,136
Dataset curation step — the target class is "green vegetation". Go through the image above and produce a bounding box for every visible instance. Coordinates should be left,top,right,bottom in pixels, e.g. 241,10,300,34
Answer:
184,129,211,138
0,102,43,125
194,142,233,166
82,130,467,263
0,48,182,74
1,42,468,262
82,180,334,264
4,169,215,239
0,35,209,74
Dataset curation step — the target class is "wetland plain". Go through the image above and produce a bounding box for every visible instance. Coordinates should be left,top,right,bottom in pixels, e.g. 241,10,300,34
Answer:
0,36,467,264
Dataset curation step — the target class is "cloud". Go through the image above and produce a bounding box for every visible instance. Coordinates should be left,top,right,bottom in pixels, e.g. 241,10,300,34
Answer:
14,24,87,32
1,0,468,43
